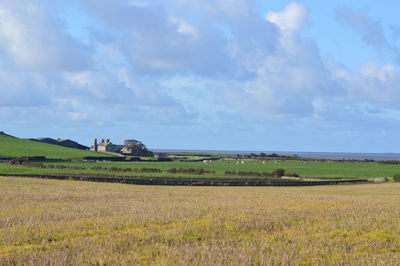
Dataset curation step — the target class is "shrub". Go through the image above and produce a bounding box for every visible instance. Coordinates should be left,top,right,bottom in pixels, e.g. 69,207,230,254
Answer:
157,157,172,162
110,166,120,172
141,167,162,173
167,168,214,175
167,168,178,174
272,168,285,178
393,174,400,182
286,172,299,177
10,158,27,165
92,166,105,171
237,171,262,177
22,162,45,168
224,170,235,175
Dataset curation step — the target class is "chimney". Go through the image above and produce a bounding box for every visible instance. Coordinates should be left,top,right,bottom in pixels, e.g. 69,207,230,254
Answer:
106,139,110,143
101,139,105,143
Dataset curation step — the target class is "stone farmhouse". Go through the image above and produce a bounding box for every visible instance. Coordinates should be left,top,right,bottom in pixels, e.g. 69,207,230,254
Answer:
91,139,123,153
97,139,115,152
90,138,152,156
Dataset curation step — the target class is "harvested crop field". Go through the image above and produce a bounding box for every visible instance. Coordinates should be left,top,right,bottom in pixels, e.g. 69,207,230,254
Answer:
1,177,400,265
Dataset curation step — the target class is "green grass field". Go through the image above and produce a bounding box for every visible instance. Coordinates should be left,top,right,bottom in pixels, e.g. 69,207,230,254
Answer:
0,132,110,159
1,177,399,264
2,159,400,179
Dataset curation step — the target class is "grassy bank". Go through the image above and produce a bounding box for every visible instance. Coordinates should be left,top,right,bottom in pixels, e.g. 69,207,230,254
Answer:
0,132,110,159
1,177,399,264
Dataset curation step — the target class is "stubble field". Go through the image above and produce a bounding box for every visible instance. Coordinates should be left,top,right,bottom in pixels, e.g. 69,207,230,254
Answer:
1,176,400,265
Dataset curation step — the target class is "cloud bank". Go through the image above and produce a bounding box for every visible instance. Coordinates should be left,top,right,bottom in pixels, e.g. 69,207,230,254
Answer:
0,0,400,151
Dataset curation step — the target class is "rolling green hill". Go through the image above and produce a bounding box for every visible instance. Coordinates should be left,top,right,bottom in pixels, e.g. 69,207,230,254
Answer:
0,132,111,159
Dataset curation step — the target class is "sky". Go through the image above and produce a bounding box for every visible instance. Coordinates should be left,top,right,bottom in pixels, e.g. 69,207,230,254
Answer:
1,0,400,153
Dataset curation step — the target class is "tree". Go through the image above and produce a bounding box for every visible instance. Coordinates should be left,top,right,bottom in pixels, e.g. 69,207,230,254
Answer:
123,139,153,156
124,139,141,146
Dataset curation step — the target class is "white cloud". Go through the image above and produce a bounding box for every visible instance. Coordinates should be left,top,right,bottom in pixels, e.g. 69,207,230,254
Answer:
0,0,91,71
169,16,199,39
336,8,389,49
359,62,395,81
328,60,400,104
336,8,400,69
213,3,342,117
78,0,277,77
266,2,309,34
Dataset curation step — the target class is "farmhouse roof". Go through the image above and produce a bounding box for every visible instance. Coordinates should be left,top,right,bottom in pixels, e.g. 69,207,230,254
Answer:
58,139,75,143
98,141,114,146
37,137,57,141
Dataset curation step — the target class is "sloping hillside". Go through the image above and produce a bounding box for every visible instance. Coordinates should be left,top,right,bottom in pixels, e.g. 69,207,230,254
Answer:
0,132,110,159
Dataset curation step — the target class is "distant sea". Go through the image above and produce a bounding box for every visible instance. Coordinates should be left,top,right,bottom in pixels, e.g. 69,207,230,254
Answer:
151,149,400,161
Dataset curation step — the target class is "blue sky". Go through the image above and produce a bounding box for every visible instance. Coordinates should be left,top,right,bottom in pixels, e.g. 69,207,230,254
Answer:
1,0,400,153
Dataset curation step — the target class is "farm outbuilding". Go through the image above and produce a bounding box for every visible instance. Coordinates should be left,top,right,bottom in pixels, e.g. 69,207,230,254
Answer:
30,137,89,150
